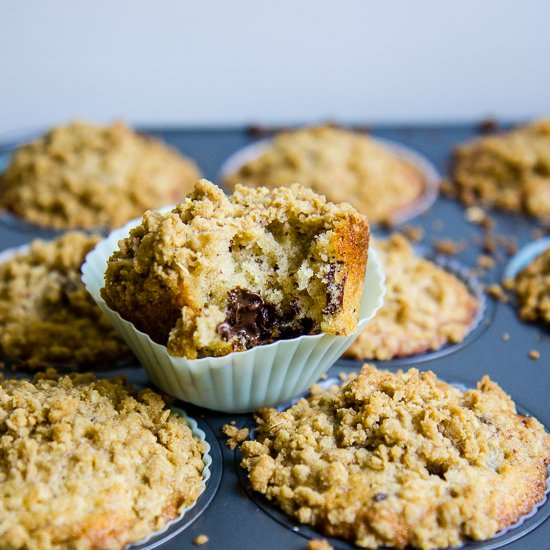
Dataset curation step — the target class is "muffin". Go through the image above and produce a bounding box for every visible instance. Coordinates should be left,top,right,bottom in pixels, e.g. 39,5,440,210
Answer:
240,365,550,550
0,120,200,229
102,179,369,359
0,232,130,368
346,234,478,360
223,126,427,225
452,120,550,219
0,370,205,550
514,246,550,324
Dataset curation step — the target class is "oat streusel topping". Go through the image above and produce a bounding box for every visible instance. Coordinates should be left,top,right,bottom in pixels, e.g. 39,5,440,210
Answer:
346,234,478,360
0,370,205,550
224,126,426,225
102,179,369,359
0,120,200,229
514,247,550,325
240,365,550,550
0,232,130,368
452,120,550,219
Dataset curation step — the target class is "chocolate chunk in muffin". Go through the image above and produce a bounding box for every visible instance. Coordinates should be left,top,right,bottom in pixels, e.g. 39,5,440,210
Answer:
102,179,369,359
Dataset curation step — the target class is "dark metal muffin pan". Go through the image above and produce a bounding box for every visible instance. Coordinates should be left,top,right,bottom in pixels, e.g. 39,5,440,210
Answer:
1,125,549,550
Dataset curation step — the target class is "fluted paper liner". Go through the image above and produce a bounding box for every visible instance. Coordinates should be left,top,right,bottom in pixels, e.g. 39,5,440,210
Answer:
82,216,385,413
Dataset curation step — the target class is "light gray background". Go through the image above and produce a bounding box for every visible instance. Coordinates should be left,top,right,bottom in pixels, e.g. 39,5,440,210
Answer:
1,0,548,133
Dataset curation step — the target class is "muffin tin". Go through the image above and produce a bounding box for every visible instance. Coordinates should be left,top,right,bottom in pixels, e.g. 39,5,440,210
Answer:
1,125,549,550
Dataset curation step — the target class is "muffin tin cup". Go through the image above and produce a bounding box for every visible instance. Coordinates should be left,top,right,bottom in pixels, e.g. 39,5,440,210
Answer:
218,136,441,225
504,237,550,280
130,407,215,548
81,216,386,413
236,374,550,550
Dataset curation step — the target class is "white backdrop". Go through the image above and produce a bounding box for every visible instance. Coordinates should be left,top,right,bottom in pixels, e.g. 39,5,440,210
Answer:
1,0,549,133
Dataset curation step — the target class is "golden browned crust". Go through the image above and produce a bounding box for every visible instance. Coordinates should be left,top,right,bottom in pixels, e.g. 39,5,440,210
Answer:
0,370,205,550
0,232,130,368
514,247,550,324
346,234,478,360
102,179,369,358
224,126,426,224
0,120,200,229
240,365,550,550
452,120,550,219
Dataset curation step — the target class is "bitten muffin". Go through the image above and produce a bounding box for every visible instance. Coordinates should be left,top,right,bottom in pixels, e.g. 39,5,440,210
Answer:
514,247,550,324
0,232,130,368
0,121,200,229
224,126,426,225
346,234,478,360
240,365,550,550
102,179,369,359
452,120,550,219
0,370,205,550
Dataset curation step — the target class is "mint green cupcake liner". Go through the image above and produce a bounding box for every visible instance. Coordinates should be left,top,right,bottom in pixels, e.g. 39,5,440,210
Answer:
82,215,385,413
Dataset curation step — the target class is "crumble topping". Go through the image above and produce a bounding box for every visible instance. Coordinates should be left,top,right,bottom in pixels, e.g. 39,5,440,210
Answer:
0,370,205,550
0,232,130,368
240,365,550,550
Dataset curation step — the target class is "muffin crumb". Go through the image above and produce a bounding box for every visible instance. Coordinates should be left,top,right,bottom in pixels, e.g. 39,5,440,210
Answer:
434,239,465,256
486,283,509,303
465,206,486,224
529,350,541,360
402,225,424,242
223,424,250,450
307,540,333,550
193,534,209,546
502,333,510,342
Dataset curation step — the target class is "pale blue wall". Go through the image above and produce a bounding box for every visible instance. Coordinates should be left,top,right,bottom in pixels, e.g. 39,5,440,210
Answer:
1,0,548,132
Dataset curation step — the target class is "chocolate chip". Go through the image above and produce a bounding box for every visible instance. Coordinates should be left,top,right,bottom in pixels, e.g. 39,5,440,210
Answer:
323,263,345,315
217,288,315,351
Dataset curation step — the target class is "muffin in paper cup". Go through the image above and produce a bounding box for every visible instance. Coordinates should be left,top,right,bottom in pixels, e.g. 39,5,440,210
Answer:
81,217,385,413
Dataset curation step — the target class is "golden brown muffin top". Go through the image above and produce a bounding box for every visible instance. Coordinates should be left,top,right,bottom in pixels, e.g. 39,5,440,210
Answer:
224,126,426,224
0,232,130,368
0,370,205,550
452,120,550,219
346,234,478,360
0,120,200,229
241,365,550,550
